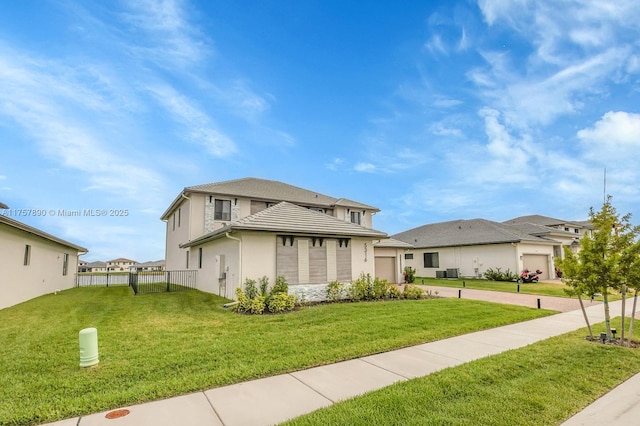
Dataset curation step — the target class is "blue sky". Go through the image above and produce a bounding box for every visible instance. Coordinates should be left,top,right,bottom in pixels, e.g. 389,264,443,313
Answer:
1,0,639,262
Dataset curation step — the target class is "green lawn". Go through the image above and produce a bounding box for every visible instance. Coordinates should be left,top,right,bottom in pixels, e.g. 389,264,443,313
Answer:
415,277,620,301
0,287,553,425
286,321,640,426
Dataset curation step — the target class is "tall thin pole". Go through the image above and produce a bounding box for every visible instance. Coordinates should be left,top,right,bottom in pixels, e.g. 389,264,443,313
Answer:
603,168,607,203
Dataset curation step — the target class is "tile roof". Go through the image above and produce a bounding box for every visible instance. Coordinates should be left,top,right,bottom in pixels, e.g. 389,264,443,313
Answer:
392,218,552,249
0,215,88,253
162,177,379,219
374,238,414,248
182,201,387,248
503,214,590,228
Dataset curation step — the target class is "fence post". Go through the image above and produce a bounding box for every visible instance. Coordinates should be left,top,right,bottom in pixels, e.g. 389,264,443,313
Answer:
166,271,171,292
106,273,109,288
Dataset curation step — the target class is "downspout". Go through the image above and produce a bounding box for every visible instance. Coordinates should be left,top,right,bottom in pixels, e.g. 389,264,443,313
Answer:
180,192,191,241
224,232,242,300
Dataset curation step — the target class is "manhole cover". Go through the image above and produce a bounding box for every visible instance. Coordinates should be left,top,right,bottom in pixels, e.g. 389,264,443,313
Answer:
105,409,130,419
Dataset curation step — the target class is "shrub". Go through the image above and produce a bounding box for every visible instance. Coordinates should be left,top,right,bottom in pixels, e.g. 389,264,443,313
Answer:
403,285,424,300
234,276,296,314
387,285,402,299
234,288,253,313
404,266,416,283
244,278,258,299
347,274,393,301
267,292,297,313
258,276,269,296
484,267,518,282
326,281,347,302
271,275,288,295
249,295,266,314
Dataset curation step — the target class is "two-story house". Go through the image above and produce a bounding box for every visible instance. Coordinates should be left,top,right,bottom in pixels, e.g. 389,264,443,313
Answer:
160,177,397,301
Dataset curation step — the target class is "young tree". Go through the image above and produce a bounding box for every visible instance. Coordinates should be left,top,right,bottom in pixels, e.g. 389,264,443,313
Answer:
556,197,640,341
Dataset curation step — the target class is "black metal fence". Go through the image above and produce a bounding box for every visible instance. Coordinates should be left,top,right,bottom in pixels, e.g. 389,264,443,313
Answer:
77,270,197,295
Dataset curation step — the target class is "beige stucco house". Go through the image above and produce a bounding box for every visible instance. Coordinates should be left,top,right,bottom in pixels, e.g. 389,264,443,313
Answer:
393,216,587,280
161,178,393,300
0,213,88,310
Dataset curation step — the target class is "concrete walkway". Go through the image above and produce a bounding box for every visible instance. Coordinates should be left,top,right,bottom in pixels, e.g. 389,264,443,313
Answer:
42,298,638,426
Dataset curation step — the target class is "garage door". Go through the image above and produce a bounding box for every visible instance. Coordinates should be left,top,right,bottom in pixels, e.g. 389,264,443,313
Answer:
522,254,549,280
375,257,396,283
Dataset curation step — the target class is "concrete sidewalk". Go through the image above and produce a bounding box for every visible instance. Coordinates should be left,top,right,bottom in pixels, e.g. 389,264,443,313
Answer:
42,300,636,426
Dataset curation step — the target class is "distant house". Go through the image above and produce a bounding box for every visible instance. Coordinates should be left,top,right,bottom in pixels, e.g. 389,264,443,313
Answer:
131,260,166,272
78,260,107,273
106,258,137,272
0,212,88,310
393,218,574,280
161,177,392,301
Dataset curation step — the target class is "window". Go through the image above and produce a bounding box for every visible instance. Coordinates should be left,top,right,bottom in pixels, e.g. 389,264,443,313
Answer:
350,211,361,225
423,252,439,268
172,213,175,231
178,207,181,227
24,245,31,266
214,199,231,221
62,253,69,276
574,229,579,234
198,247,203,268
564,227,570,232
404,253,413,260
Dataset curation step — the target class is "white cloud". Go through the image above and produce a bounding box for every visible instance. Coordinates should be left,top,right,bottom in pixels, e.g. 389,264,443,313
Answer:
354,162,378,173
577,111,640,164
146,84,236,157
325,158,344,171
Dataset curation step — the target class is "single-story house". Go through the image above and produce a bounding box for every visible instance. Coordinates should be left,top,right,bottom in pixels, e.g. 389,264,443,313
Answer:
0,212,88,310
393,218,570,280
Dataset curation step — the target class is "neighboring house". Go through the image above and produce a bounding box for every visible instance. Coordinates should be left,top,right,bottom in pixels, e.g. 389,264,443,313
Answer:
161,177,389,300
78,261,107,273
131,260,166,272
106,258,137,272
393,218,566,280
502,215,592,253
0,212,88,310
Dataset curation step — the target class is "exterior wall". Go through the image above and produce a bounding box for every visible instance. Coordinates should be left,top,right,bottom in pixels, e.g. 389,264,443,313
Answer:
241,232,277,286
334,206,373,229
0,223,80,310
195,236,240,298
350,238,376,279
405,244,519,278
165,197,191,270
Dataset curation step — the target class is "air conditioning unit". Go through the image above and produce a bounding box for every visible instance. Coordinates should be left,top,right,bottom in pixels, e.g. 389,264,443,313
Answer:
446,268,459,279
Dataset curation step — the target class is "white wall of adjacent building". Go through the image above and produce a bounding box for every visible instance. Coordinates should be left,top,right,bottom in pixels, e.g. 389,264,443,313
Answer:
0,223,81,310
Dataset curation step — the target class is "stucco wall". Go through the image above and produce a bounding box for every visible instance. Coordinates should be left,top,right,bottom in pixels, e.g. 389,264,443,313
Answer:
164,198,191,270
350,238,376,279
373,246,406,283
0,223,80,310
516,243,556,278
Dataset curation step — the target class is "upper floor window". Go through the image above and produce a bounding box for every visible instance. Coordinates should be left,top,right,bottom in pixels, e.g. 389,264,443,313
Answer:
215,199,231,221
350,211,361,225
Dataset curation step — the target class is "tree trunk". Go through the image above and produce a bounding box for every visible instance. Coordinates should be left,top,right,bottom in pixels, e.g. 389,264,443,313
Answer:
578,294,593,339
621,284,626,343
603,287,612,338
628,290,638,347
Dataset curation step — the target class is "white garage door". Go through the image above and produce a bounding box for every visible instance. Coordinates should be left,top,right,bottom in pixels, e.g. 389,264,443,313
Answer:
375,257,396,283
522,254,549,280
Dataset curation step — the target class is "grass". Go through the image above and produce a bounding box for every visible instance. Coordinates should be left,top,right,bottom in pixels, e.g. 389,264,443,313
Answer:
285,321,640,426
415,277,620,301
0,286,554,425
